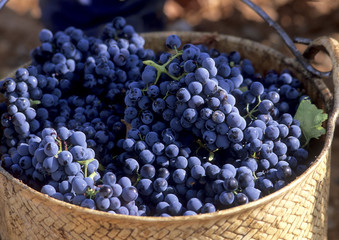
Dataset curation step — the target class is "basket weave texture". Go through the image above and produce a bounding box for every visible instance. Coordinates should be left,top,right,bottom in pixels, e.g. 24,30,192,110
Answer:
0,32,338,240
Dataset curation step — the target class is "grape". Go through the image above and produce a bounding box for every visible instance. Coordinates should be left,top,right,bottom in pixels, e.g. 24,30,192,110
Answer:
241,158,258,172
195,68,209,83
112,206,128,215
140,164,156,179
244,127,259,142
186,198,203,213
285,136,300,152
19,156,32,169
276,164,293,180
289,125,301,138
258,100,274,114
176,88,191,103
211,110,225,124
228,127,243,143
243,187,261,201
203,131,217,144
153,178,168,192
166,35,181,50
44,142,59,157
139,150,155,164
123,158,139,175
226,112,243,128
249,81,264,96
172,169,187,184
152,98,166,113
97,185,113,198
43,156,59,174
265,125,280,140
137,179,153,196
142,66,157,84
109,197,121,211
175,156,188,169
183,210,197,216
121,186,138,202
191,165,206,179
266,91,280,104
41,184,56,196
72,177,88,195
219,191,235,206
168,62,182,77
81,198,96,210
202,58,217,77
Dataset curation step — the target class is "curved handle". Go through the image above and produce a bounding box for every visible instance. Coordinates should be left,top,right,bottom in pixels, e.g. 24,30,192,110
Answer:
302,37,339,122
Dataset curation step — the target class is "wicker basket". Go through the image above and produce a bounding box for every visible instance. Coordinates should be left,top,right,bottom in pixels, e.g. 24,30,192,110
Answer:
0,32,338,240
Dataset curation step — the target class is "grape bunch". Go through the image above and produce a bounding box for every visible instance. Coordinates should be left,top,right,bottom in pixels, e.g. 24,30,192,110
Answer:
0,18,319,217
124,38,247,152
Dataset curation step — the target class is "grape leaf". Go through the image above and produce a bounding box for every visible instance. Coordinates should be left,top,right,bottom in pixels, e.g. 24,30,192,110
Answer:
294,98,328,147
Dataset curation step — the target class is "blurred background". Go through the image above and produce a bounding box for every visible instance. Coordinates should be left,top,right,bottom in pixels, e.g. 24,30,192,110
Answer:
0,0,338,238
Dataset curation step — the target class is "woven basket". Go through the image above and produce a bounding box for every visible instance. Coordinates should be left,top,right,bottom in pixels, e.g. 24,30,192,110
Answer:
0,32,338,240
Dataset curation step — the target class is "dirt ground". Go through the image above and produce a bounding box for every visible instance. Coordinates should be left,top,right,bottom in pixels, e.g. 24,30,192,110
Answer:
0,0,339,239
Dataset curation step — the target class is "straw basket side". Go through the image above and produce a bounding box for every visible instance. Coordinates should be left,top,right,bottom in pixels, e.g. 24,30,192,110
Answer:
0,32,338,240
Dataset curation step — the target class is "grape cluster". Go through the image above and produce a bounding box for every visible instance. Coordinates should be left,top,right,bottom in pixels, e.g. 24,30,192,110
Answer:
0,19,313,216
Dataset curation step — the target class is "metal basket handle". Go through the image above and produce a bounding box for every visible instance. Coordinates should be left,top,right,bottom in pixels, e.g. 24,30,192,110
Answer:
241,0,332,79
303,36,339,121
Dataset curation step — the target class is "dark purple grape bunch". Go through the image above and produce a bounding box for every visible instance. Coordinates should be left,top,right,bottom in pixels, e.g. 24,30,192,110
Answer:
138,34,247,153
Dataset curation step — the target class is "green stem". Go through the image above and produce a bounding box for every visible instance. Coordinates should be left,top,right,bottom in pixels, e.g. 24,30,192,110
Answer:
88,171,97,180
86,188,97,199
29,99,41,106
196,139,218,161
77,158,95,178
143,51,184,85
98,164,105,172
133,173,142,187
208,152,215,162
163,91,170,100
244,95,261,119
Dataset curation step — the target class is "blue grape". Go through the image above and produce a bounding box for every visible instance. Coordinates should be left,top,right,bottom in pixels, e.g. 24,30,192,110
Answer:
121,186,138,202
44,142,59,157
71,177,88,195
41,184,56,196
243,187,261,201
166,34,181,50
228,127,243,143
191,165,206,179
172,169,187,184
137,179,153,196
186,198,203,213
249,82,264,96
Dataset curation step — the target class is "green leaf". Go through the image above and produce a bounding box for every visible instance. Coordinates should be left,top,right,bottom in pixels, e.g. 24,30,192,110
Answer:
294,99,328,147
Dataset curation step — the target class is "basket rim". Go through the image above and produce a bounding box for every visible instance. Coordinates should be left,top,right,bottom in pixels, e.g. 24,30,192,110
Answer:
0,31,335,222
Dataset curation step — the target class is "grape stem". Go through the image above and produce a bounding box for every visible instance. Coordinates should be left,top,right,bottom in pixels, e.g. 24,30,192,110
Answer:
55,138,63,155
86,188,97,199
88,171,97,180
143,51,184,85
133,173,142,187
29,99,41,106
162,91,170,100
244,96,261,119
77,158,95,178
196,139,218,160
98,163,105,172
